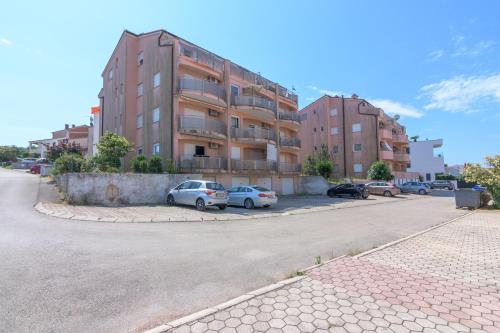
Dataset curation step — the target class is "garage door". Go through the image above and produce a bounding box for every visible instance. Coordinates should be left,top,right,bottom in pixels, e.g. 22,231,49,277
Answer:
232,176,249,187
257,177,272,190
281,178,294,195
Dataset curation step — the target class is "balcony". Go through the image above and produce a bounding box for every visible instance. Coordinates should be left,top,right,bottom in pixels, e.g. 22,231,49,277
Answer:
380,129,393,140
178,77,226,107
179,155,227,171
279,162,301,173
278,110,301,125
394,153,410,162
231,95,276,120
279,137,301,148
231,159,277,171
278,86,298,104
179,42,224,74
380,150,394,160
231,127,276,142
178,116,226,139
393,134,408,143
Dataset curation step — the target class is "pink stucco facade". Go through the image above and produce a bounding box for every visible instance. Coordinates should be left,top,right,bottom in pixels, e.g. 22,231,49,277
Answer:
98,30,300,194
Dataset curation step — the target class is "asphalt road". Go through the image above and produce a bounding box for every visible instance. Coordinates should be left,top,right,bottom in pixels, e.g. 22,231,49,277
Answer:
0,168,467,333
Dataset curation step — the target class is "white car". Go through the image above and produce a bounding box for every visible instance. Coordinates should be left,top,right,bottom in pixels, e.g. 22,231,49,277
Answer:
166,180,228,211
227,185,278,209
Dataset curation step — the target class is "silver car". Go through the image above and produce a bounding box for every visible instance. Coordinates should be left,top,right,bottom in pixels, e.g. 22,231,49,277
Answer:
399,181,431,195
227,185,278,209
166,180,228,211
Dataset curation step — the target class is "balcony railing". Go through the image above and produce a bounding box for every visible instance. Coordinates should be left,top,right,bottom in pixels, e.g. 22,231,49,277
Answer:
279,137,301,148
278,110,301,123
231,95,276,112
179,42,224,72
231,159,277,171
380,129,393,140
394,153,410,162
231,127,276,141
279,162,301,172
178,77,226,101
393,134,408,143
278,86,298,103
178,116,226,136
179,155,227,170
380,150,394,160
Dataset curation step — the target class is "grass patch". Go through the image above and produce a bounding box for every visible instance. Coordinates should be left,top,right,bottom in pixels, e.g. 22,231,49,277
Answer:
347,248,363,256
315,256,321,265
285,270,305,279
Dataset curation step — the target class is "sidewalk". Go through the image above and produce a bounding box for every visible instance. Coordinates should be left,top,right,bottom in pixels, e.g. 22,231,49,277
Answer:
147,211,500,333
34,194,426,223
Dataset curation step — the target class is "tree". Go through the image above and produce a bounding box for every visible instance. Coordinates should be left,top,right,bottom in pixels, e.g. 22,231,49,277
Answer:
302,144,334,178
303,155,318,176
367,161,393,181
148,156,164,173
165,159,176,174
96,131,132,169
0,146,18,162
47,142,82,161
53,153,86,174
132,155,149,173
410,135,419,142
316,160,333,178
463,155,500,207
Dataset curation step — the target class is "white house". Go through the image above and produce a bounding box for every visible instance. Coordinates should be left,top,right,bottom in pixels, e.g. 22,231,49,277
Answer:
407,139,445,181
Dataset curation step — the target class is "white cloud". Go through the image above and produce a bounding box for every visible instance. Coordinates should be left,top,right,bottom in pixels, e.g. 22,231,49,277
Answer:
428,49,444,61
451,35,494,57
371,99,424,118
421,73,500,113
0,38,13,46
307,85,342,96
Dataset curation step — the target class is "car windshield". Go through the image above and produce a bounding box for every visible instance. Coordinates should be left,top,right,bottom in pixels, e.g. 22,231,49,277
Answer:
206,182,225,190
252,186,270,192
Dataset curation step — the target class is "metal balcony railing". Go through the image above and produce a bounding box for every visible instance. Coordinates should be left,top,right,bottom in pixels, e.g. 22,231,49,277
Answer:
279,162,301,172
394,153,410,162
178,77,226,101
230,95,276,112
231,159,277,171
178,116,226,136
279,137,301,148
278,86,298,103
278,110,301,123
231,127,276,141
179,155,227,170
179,42,224,72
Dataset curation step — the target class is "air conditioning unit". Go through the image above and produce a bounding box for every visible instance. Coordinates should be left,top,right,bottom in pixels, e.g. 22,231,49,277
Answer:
208,109,219,117
209,142,219,149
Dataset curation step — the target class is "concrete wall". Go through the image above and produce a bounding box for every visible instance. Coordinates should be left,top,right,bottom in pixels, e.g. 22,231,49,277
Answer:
298,176,330,195
408,139,445,181
56,173,201,205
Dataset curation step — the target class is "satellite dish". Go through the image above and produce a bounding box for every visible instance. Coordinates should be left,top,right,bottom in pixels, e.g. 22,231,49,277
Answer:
394,114,400,120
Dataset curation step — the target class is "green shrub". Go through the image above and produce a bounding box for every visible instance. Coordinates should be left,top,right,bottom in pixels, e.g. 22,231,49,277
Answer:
132,155,149,173
53,153,86,174
82,155,120,173
367,161,393,181
303,156,318,176
148,156,164,173
464,155,500,208
316,160,333,178
165,159,176,174
96,131,132,170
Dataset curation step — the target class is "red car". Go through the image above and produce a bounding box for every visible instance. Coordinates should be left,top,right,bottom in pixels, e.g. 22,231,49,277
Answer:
30,164,51,174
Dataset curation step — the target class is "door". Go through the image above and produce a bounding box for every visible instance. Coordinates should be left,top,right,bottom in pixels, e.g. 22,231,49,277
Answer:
184,143,195,157
281,178,294,195
174,181,192,204
257,177,272,190
232,176,249,187
185,181,203,205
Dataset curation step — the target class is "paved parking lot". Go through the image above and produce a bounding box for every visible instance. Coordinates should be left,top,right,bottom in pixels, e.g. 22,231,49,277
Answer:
161,211,500,333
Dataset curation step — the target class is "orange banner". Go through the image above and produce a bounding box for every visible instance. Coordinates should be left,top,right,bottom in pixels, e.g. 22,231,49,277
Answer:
91,106,100,114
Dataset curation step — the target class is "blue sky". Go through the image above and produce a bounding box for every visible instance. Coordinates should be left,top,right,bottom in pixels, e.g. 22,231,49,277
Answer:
1,0,499,165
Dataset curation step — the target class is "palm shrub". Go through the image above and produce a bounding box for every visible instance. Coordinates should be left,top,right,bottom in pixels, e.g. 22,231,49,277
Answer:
132,155,149,173
148,156,164,173
165,159,176,174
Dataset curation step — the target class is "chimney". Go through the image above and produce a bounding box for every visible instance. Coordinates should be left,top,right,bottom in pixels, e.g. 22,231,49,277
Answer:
65,124,69,129
351,93,358,99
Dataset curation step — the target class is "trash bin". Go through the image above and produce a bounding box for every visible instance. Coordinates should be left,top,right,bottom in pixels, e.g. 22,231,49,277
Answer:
455,189,481,209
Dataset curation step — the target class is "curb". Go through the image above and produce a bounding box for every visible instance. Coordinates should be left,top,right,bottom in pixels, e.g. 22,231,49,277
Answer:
142,276,307,333
353,210,475,259
34,195,427,223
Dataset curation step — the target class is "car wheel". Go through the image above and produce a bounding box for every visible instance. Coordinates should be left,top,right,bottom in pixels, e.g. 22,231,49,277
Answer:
383,190,392,197
166,194,175,206
218,204,227,210
418,189,426,195
327,190,334,198
196,198,206,211
244,198,254,209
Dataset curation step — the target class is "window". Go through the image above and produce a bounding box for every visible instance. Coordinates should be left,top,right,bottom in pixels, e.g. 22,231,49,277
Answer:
195,145,205,156
152,143,160,156
231,116,239,128
177,181,191,190
330,108,338,116
189,182,202,189
137,51,144,66
137,147,143,155
206,182,225,190
332,146,339,154
108,69,113,80
320,126,324,132
136,115,143,128
352,123,361,132
314,146,317,151
313,109,316,114
313,128,317,132
331,127,338,135
230,84,240,96
152,107,160,123
153,72,160,88
353,143,362,152
354,163,363,173
426,173,431,181
137,83,144,97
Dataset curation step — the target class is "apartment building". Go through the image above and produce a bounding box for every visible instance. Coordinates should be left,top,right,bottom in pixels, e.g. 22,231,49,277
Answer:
98,30,301,194
29,124,90,158
299,94,419,182
407,139,445,181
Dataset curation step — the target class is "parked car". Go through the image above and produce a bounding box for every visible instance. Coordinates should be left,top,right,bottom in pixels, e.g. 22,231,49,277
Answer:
430,180,455,190
399,182,431,195
472,184,487,192
365,182,400,197
166,180,228,211
227,185,278,209
327,183,369,199
30,164,42,174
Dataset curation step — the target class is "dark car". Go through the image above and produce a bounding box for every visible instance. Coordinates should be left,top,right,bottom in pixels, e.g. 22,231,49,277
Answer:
430,180,455,190
327,183,369,199
30,164,42,174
